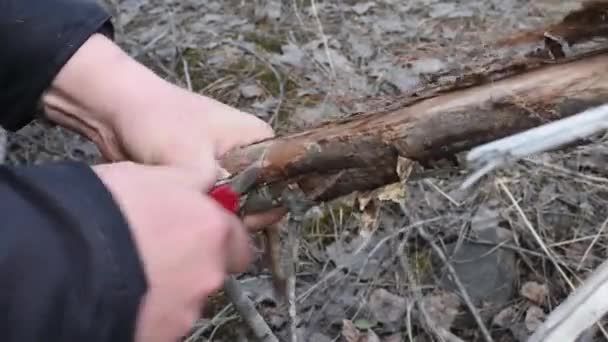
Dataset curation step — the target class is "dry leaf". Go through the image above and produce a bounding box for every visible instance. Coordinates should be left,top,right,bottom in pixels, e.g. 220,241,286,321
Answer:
520,281,548,305
368,288,408,324
493,306,518,328
357,190,374,211
525,306,546,332
356,156,412,212
342,319,363,342
376,183,407,203
239,83,264,98
421,290,462,330
360,198,380,235
396,156,414,182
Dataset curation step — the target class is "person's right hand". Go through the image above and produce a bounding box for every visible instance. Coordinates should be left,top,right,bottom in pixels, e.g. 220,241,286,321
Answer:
92,161,252,342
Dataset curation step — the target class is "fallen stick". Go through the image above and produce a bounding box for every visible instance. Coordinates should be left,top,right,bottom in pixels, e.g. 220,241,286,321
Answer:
216,3,608,340
223,276,279,342
462,103,608,188
221,1,608,211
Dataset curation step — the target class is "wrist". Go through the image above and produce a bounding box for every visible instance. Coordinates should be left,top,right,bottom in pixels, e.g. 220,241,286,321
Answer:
41,33,176,160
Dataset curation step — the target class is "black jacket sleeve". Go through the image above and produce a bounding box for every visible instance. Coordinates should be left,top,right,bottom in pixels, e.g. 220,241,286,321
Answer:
0,1,148,342
0,0,114,131
0,162,147,341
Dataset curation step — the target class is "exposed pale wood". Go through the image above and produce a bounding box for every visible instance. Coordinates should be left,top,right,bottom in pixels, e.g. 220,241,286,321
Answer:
462,103,608,188
220,1,608,212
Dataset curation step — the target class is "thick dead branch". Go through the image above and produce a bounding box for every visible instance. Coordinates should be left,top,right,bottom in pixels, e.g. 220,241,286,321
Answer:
220,1,608,212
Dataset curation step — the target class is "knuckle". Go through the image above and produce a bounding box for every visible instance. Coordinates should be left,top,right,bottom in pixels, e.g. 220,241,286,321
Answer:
201,271,225,294
201,204,232,237
260,122,275,138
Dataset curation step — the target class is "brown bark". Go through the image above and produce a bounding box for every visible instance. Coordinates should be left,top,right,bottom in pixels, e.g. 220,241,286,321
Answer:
220,1,608,213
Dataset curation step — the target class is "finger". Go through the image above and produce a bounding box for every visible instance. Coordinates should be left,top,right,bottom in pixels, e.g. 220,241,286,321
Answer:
222,212,254,273
189,195,252,275
242,207,288,232
97,161,223,196
158,142,222,182
137,162,220,191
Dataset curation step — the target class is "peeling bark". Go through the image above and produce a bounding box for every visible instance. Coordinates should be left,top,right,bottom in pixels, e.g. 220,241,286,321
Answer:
220,1,608,213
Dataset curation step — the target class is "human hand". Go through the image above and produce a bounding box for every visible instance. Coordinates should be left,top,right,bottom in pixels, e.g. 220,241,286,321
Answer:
93,161,252,342
43,33,286,230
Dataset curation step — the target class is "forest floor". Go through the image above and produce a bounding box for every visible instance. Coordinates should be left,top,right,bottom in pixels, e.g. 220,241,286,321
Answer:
5,0,608,341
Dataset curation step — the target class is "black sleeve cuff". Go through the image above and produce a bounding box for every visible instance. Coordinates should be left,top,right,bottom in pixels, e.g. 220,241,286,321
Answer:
0,161,147,341
0,0,115,131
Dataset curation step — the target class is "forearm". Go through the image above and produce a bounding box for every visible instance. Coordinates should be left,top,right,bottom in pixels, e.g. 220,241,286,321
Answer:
39,32,175,161
0,161,147,341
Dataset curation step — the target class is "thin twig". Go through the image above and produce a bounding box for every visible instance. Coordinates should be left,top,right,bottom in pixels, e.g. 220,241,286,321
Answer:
288,222,299,342
577,215,608,271
282,185,315,342
182,58,193,91
296,217,443,303
417,226,495,342
186,305,233,342
309,0,336,81
398,218,463,341
221,39,285,127
498,179,608,340
222,276,279,342
498,179,574,288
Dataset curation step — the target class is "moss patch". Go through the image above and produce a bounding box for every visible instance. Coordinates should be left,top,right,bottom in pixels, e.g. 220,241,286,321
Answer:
243,31,285,53
302,202,357,246
175,47,213,91
408,246,434,284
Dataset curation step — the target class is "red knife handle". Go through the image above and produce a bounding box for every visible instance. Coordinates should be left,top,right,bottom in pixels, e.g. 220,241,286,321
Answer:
209,184,240,213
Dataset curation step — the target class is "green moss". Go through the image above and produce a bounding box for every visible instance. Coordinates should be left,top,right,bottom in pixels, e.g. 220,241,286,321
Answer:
302,202,357,246
225,58,252,73
257,69,297,96
295,0,312,7
408,247,434,283
243,32,285,53
175,47,211,91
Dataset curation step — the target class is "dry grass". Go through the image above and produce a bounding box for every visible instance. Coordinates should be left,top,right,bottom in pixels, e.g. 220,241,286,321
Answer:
5,0,608,340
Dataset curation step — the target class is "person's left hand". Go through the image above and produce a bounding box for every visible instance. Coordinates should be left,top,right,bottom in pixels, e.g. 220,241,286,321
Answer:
42,33,286,231
108,86,287,231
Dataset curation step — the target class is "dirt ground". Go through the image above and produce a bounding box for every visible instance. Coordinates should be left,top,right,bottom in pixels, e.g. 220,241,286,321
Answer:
5,0,608,341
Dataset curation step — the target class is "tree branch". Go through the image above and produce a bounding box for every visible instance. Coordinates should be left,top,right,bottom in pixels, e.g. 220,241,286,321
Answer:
220,1,608,211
